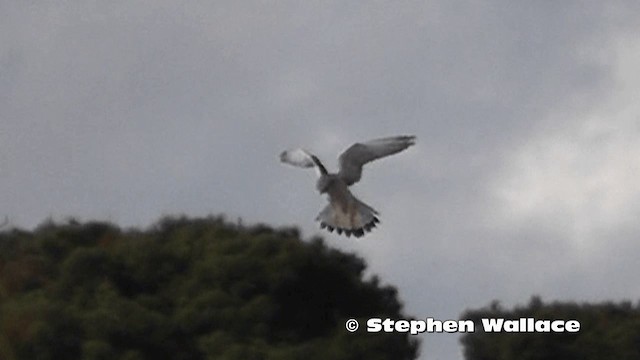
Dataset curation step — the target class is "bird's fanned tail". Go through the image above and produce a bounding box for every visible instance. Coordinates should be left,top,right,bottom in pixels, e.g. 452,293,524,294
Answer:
315,197,380,238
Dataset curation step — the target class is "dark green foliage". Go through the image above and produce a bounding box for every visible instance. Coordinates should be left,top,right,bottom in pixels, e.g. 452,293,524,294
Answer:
460,296,640,360
0,216,418,360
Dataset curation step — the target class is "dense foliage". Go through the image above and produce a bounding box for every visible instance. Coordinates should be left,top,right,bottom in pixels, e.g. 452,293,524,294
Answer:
0,217,419,360
460,296,640,360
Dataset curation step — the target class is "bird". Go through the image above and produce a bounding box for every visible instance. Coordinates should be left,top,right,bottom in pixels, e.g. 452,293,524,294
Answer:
280,135,416,238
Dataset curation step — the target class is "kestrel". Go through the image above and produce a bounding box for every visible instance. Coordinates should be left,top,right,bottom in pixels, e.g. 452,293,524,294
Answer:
280,135,416,237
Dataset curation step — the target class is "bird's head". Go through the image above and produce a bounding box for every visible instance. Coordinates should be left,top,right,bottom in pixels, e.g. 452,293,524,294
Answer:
316,176,332,194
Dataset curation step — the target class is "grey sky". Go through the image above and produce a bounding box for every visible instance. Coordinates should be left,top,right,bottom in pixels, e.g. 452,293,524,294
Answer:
3,2,640,359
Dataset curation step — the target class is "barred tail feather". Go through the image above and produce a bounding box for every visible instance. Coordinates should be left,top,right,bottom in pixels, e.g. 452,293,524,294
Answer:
315,198,380,238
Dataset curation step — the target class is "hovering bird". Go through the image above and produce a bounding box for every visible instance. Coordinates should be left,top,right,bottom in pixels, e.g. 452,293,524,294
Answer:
280,135,416,238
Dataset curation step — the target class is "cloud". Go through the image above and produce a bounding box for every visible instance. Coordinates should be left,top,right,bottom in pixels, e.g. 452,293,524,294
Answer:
482,32,640,307
492,34,640,246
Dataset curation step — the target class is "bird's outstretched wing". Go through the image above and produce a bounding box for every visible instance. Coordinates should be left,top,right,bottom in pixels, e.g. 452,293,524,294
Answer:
280,148,327,176
338,135,416,185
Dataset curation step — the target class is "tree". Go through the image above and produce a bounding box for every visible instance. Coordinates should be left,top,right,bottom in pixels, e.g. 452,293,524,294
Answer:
460,296,640,360
0,216,419,360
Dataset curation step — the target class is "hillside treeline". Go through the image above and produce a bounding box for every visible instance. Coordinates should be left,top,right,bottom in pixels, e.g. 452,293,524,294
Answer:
0,217,419,360
460,296,640,360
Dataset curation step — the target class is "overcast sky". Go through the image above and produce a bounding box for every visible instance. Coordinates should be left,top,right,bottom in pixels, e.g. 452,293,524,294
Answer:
3,1,640,359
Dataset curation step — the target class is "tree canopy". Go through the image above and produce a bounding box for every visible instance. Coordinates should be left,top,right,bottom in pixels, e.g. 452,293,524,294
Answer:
0,216,419,360
460,296,640,360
